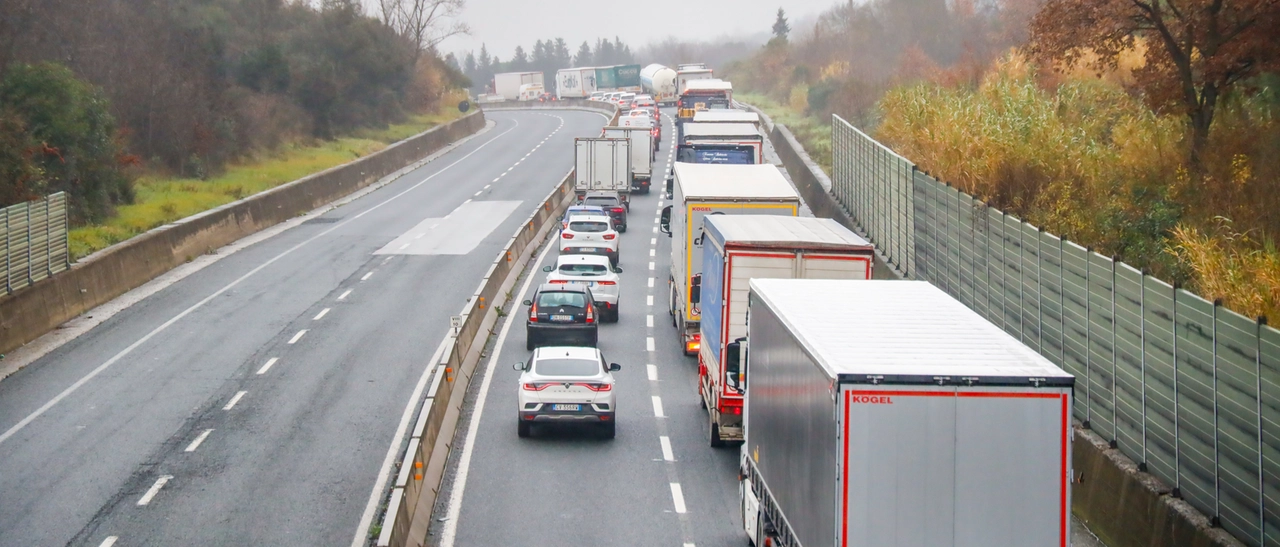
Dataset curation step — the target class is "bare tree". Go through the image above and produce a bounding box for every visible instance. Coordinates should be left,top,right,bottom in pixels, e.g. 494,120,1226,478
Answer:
377,0,470,60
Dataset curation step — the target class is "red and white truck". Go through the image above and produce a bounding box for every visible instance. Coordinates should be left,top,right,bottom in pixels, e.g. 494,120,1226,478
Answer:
697,215,875,446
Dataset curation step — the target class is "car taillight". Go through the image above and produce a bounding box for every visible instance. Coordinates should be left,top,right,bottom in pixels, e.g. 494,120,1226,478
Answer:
687,333,701,352
596,280,616,285
523,382,551,391
586,304,595,324
549,279,569,284
611,207,624,214
585,383,612,392
603,233,615,240
529,301,538,322
562,232,574,239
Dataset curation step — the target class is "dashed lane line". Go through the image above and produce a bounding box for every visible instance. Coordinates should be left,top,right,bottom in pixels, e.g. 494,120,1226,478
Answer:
338,289,352,301
184,429,214,452
256,358,279,375
651,396,665,418
223,391,247,411
136,476,172,506
287,330,307,344
670,483,687,513
98,537,118,547
314,308,330,320
647,364,658,381
660,436,675,461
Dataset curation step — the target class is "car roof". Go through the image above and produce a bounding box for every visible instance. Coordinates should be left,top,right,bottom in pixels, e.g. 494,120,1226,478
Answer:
537,282,590,294
568,204,605,210
533,346,600,361
567,214,613,223
583,191,619,198
556,254,612,266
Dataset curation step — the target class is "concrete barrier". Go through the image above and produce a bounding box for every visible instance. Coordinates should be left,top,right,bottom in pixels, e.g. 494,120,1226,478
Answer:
374,100,618,547
0,111,487,357
746,100,1245,547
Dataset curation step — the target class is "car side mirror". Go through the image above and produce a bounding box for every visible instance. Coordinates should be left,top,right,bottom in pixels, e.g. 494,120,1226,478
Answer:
659,206,672,236
522,299,533,306
614,265,624,273
542,266,553,272
513,361,526,371
725,339,744,394
609,363,621,372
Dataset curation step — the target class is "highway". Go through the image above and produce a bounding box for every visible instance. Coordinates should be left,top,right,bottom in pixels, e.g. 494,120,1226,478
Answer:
0,110,609,546
428,107,1109,547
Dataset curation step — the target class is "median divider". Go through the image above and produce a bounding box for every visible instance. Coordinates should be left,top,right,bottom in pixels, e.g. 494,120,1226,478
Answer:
373,100,619,547
0,111,487,358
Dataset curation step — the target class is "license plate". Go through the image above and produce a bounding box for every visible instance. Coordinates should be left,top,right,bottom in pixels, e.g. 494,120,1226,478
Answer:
552,404,580,411
550,314,573,322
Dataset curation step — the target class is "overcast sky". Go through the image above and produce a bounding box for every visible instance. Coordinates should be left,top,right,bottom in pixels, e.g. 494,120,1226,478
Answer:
436,0,838,62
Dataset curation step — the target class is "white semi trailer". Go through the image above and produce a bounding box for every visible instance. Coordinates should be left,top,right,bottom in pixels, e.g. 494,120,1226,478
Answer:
739,279,1075,547
493,71,544,100
640,64,678,105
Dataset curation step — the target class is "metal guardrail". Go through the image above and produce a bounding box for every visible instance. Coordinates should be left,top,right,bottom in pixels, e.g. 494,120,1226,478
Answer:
1,192,70,295
832,114,1279,546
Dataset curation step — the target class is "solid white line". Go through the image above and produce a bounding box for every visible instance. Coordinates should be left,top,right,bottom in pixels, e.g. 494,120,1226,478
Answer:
223,391,247,411
439,237,557,547
647,295,654,307
0,117,524,449
647,363,658,381
652,396,665,417
137,475,172,506
350,333,453,547
660,436,675,461
670,483,687,513
338,289,352,301
99,538,118,547
288,330,307,344
314,308,330,320
256,358,278,375
648,277,655,288
646,315,653,328
361,272,373,281
185,429,214,452
647,337,655,351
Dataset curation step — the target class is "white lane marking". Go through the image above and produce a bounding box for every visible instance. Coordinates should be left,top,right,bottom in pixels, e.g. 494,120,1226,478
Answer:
651,238,657,245
338,290,352,301
288,330,307,344
314,308,330,320
492,177,501,183
415,233,426,239
99,538,118,547
647,337,655,351
431,223,439,229
399,243,409,250
484,184,490,190
474,190,483,197
351,334,453,547
660,436,675,461
652,396,665,417
184,429,214,452
648,277,655,288
0,118,524,449
223,391,247,411
361,272,373,281
646,315,653,328
647,295,654,307
650,248,656,257
652,226,658,234
684,544,696,547
463,198,472,204
647,364,658,381
514,160,521,166
648,262,655,271
653,217,659,224
137,476,172,506
670,483,687,513
256,358,278,375
438,237,557,547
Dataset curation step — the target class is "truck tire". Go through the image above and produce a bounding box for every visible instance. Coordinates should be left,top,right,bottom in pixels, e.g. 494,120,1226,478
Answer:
710,421,726,448
518,421,531,438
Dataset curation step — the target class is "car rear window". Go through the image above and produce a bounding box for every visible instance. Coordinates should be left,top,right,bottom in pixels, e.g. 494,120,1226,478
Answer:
569,221,609,232
537,291,587,308
535,358,601,376
584,197,618,207
559,263,608,275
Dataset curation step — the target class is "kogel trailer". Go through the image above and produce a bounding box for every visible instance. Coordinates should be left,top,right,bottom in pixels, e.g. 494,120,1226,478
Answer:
698,216,875,447
740,279,1075,547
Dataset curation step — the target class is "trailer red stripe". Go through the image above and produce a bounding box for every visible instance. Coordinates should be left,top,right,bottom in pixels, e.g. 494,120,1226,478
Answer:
1060,394,1069,547
842,389,851,547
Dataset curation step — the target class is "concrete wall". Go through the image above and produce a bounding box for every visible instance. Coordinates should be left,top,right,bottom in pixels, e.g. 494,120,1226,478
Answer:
747,101,1245,547
0,112,487,356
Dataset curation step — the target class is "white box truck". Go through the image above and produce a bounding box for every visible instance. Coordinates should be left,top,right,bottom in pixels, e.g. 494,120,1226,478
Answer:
574,137,631,203
739,279,1075,547
493,71,544,101
658,163,800,355
678,122,765,164
556,67,596,99
698,216,875,446
640,64,678,105
676,67,714,94
602,126,654,194
692,110,761,126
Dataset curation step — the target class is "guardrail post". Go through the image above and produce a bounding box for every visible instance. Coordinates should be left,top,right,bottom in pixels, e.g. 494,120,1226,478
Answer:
1173,287,1181,498
1256,317,1265,546
1213,299,1221,526
1140,272,1148,472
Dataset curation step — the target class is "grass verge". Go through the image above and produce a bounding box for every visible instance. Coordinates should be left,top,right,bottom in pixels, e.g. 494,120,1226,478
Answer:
736,91,833,176
70,98,467,260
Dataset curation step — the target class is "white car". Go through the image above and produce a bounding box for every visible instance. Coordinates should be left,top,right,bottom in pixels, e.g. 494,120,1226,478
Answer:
543,254,622,322
560,214,619,266
515,346,621,438
589,91,606,101
626,108,656,124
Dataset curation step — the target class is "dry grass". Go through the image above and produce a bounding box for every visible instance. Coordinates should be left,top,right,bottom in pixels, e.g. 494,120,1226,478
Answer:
70,97,466,259
1169,220,1280,320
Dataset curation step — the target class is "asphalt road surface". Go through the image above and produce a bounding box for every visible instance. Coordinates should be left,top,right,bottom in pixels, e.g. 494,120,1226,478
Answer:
427,107,1109,547
0,109,609,547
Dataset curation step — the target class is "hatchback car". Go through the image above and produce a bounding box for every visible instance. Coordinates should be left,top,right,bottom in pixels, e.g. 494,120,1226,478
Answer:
581,192,628,231
524,284,599,350
514,346,621,438
544,254,622,322
561,204,613,230
560,214,620,266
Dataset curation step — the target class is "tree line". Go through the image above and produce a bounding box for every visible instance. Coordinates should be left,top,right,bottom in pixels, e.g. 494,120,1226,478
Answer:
0,0,468,224
456,37,636,94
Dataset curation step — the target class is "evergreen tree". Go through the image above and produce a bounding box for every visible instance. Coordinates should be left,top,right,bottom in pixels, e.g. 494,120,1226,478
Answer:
511,46,528,70
574,41,593,66
771,8,790,42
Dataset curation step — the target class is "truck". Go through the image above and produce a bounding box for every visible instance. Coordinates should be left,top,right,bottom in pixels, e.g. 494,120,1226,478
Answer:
517,83,544,101
493,71,544,101
698,216,875,447
692,110,761,126
658,163,800,355
613,64,642,91
602,126,655,194
677,63,708,71
640,64,678,105
675,67,714,95
738,279,1075,547
574,138,632,205
677,79,733,125
678,122,764,164
556,67,597,99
